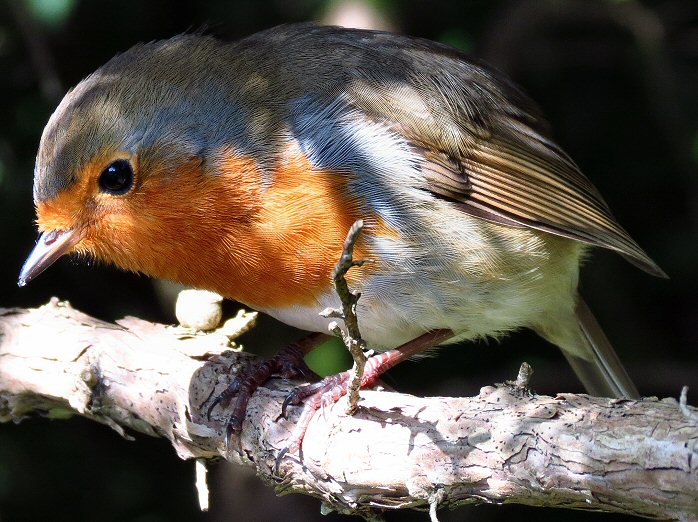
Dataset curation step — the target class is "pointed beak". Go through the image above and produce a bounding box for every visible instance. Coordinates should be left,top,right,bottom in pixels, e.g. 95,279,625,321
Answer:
18,228,84,287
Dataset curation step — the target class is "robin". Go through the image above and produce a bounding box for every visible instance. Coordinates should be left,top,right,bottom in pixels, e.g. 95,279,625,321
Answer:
19,23,664,453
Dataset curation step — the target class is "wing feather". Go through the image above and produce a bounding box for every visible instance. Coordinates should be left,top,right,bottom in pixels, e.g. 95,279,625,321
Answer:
337,40,665,277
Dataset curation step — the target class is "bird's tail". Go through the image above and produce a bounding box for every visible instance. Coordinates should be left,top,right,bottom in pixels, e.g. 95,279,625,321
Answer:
560,297,640,399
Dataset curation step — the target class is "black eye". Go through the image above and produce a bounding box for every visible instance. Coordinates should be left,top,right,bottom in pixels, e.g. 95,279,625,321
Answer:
98,159,134,195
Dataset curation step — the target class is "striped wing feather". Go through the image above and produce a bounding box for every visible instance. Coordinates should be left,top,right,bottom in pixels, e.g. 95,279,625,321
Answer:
414,117,665,278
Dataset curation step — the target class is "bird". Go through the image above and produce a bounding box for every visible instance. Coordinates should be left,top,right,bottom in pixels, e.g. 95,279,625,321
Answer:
19,23,664,449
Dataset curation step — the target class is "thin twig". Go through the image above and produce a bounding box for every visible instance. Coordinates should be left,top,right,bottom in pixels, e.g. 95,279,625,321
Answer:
510,361,534,391
319,219,369,414
680,386,698,423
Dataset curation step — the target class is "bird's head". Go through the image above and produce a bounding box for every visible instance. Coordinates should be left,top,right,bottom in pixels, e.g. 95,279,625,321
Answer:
19,29,396,311
19,35,265,289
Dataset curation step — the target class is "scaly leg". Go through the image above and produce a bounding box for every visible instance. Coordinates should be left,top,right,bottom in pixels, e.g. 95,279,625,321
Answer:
276,328,454,468
207,332,329,448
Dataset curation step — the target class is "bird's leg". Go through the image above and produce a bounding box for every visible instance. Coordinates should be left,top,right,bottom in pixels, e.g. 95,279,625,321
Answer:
276,328,454,468
207,332,329,449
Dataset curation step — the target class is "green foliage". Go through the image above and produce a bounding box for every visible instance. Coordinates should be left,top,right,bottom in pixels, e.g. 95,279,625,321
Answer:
305,336,352,376
25,0,77,27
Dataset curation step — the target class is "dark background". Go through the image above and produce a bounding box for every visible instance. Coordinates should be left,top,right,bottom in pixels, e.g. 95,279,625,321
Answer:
1,0,697,521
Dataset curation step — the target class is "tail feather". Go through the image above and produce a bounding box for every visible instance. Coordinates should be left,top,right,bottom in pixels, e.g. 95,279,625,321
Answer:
566,297,640,399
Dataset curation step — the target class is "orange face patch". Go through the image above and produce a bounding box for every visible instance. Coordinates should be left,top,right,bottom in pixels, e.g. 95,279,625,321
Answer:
71,154,264,286
36,142,390,311
36,150,118,233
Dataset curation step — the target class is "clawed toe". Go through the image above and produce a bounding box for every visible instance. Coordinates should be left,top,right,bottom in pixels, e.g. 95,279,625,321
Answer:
275,371,353,468
280,379,333,418
206,377,241,420
205,333,329,452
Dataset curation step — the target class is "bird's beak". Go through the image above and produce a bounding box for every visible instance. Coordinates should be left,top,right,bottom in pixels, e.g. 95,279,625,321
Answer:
18,228,84,287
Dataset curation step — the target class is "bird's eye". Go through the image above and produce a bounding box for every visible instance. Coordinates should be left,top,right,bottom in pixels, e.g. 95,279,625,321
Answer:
98,159,134,195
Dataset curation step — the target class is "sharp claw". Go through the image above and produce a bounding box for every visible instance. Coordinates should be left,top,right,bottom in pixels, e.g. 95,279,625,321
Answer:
206,396,222,421
275,446,290,474
224,424,233,451
281,392,297,418
224,419,243,456
207,377,244,420
280,381,321,418
320,398,327,421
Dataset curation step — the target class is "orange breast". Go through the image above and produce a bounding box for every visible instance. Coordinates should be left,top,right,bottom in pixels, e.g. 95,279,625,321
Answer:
238,145,380,309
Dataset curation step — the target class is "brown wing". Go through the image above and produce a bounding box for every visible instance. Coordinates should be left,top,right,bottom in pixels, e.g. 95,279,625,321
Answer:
418,115,666,278
342,53,665,278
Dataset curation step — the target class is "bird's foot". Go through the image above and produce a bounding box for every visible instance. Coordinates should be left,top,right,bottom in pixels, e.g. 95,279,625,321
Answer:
274,349,390,470
275,329,454,470
206,332,327,451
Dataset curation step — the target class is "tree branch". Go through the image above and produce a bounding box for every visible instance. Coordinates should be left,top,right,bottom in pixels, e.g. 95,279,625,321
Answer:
1,299,697,520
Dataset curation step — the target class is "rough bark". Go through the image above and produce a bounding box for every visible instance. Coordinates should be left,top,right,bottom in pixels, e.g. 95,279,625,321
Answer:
0,299,696,520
